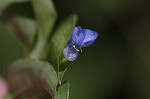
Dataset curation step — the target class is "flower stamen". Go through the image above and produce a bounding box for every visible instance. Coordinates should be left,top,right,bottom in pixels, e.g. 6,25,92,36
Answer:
73,45,80,52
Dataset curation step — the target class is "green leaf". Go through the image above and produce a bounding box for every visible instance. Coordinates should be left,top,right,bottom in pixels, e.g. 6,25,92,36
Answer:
55,81,70,99
7,59,58,99
31,0,57,40
58,57,72,83
48,15,78,74
29,0,57,59
0,1,36,52
49,15,78,65
0,22,25,75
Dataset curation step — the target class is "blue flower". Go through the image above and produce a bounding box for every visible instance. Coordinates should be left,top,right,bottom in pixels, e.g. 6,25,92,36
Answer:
63,26,98,61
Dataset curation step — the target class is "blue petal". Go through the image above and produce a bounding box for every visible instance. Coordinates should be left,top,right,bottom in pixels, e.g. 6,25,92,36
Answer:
63,45,79,61
70,26,81,46
75,29,85,47
70,26,85,46
63,26,98,61
81,29,98,47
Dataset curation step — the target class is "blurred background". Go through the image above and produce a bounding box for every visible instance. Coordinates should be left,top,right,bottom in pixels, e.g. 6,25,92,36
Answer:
1,0,150,99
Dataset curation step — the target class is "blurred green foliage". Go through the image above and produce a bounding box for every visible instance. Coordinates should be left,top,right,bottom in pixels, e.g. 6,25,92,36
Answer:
0,22,25,75
7,59,58,99
0,0,77,99
1,0,150,99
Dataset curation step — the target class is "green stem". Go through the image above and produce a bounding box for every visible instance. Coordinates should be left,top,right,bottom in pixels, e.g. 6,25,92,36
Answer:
29,39,47,59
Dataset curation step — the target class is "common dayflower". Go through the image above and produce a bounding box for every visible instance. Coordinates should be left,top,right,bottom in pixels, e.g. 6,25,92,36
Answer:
63,26,98,61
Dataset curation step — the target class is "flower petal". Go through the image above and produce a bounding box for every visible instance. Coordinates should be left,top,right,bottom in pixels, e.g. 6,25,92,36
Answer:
63,46,79,61
70,26,81,46
75,29,85,47
82,29,98,47
63,26,98,61
70,26,85,46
